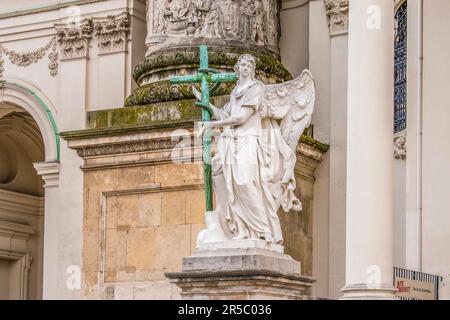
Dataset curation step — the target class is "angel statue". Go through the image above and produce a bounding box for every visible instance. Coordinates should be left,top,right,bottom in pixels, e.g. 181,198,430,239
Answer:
194,54,315,246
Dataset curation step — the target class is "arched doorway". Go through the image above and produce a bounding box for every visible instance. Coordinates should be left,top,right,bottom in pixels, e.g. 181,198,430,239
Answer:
0,79,60,300
0,102,45,299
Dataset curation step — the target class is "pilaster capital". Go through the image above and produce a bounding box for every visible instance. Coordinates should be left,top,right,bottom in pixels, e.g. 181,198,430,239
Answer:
55,18,94,60
93,13,130,55
324,0,349,36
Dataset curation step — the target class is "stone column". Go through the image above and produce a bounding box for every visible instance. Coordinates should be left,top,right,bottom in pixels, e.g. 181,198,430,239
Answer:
341,0,396,299
323,0,350,299
128,0,291,108
33,161,60,300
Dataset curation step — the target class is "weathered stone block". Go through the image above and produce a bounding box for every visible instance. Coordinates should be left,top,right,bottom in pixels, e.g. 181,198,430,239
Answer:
116,194,139,228
138,193,162,227
185,190,205,224
155,163,203,186
154,225,191,271
161,191,186,225
126,227,155,269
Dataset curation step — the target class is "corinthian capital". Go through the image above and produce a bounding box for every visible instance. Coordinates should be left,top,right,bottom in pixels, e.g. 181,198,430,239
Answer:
324,0,349,35
55,18,94,60
94,13,130,55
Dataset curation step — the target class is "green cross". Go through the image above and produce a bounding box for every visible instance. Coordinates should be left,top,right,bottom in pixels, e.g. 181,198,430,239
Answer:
170,45,237,212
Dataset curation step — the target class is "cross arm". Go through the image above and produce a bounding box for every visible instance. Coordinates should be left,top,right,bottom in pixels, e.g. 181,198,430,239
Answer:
209,73,238,83
170,74,203,84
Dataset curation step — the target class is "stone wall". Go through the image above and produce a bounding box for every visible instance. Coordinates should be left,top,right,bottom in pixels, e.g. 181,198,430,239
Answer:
62,117,327,299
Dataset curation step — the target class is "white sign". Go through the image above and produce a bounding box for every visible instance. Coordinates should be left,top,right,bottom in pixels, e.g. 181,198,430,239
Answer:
395,277,436,300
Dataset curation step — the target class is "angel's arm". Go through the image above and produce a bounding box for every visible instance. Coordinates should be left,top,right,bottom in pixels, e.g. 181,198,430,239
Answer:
198,106,255,136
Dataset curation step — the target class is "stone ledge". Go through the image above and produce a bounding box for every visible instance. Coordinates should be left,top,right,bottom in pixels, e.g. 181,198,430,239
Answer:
196,239,284,253
165,269,315,300
183,248,301,275
166,269,315,284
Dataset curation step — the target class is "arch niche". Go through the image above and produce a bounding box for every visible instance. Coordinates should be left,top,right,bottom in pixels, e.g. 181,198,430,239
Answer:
0,78,59,300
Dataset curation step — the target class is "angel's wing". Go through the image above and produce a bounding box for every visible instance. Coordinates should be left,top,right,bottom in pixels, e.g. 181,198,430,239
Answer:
261,69,315,151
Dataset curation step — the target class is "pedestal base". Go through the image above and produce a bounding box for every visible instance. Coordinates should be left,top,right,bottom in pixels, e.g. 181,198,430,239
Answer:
340,284,398,300
165,243,316,300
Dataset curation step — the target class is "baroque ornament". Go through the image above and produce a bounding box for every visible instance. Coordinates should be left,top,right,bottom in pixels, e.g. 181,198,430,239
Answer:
56,18,94,60
133,47,292,86
324,0,349,35
147,0,280,55
94,13,131,54
0,37,58,77
125,80,235,106
394,131,406,160
48,38,59,77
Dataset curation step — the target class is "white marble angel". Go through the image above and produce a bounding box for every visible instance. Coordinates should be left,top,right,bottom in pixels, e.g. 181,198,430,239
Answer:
194,54,315,245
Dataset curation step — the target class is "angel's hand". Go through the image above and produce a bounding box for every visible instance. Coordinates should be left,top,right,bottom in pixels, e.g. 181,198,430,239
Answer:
196,121,215,138
192,86,202,101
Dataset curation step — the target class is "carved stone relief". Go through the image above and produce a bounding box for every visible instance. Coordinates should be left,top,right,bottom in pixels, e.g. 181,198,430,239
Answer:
0,13,130,78
147,0,279,50
56,18,94,60
324,0,349,35
0,37,58,77
48,38,59,77
394,131,406,160
94,13,131,54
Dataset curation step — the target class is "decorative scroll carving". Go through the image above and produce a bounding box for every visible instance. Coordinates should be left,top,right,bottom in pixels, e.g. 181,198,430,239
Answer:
48,39,59,77
0,41,52,67
394,131,406,160
56,18,94,60
125,80,236,106
94,13,130,54
0,37,59,77
324,0,349,35
133,47,292,87
148,0,278,47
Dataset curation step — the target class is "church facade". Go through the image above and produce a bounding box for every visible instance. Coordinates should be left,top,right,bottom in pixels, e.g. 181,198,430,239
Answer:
0,0,448,300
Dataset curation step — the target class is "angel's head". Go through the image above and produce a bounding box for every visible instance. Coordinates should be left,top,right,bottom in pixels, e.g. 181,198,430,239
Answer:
234,54,256,80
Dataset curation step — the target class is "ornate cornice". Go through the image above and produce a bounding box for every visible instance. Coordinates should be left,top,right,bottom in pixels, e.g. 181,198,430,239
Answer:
94,13,130,55
394,131,406,160
56,18,94,60
74,137,177,158
324,0,349,36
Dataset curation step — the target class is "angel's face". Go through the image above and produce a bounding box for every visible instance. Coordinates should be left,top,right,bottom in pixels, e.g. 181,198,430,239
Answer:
237,60,254,79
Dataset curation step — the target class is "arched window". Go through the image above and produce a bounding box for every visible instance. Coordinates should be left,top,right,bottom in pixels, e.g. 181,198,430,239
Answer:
394,1,407,133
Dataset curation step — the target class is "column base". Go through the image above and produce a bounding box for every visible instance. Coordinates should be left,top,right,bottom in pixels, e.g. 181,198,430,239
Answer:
340,284,398,300
165,245,316,300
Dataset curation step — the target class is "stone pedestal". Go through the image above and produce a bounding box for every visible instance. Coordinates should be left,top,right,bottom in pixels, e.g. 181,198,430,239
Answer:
165,241,315,300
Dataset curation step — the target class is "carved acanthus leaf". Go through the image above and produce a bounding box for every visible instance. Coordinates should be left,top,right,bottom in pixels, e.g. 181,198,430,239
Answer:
94,13,130,54
394,131,406,160
324,0,349,35
56,18,94,60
